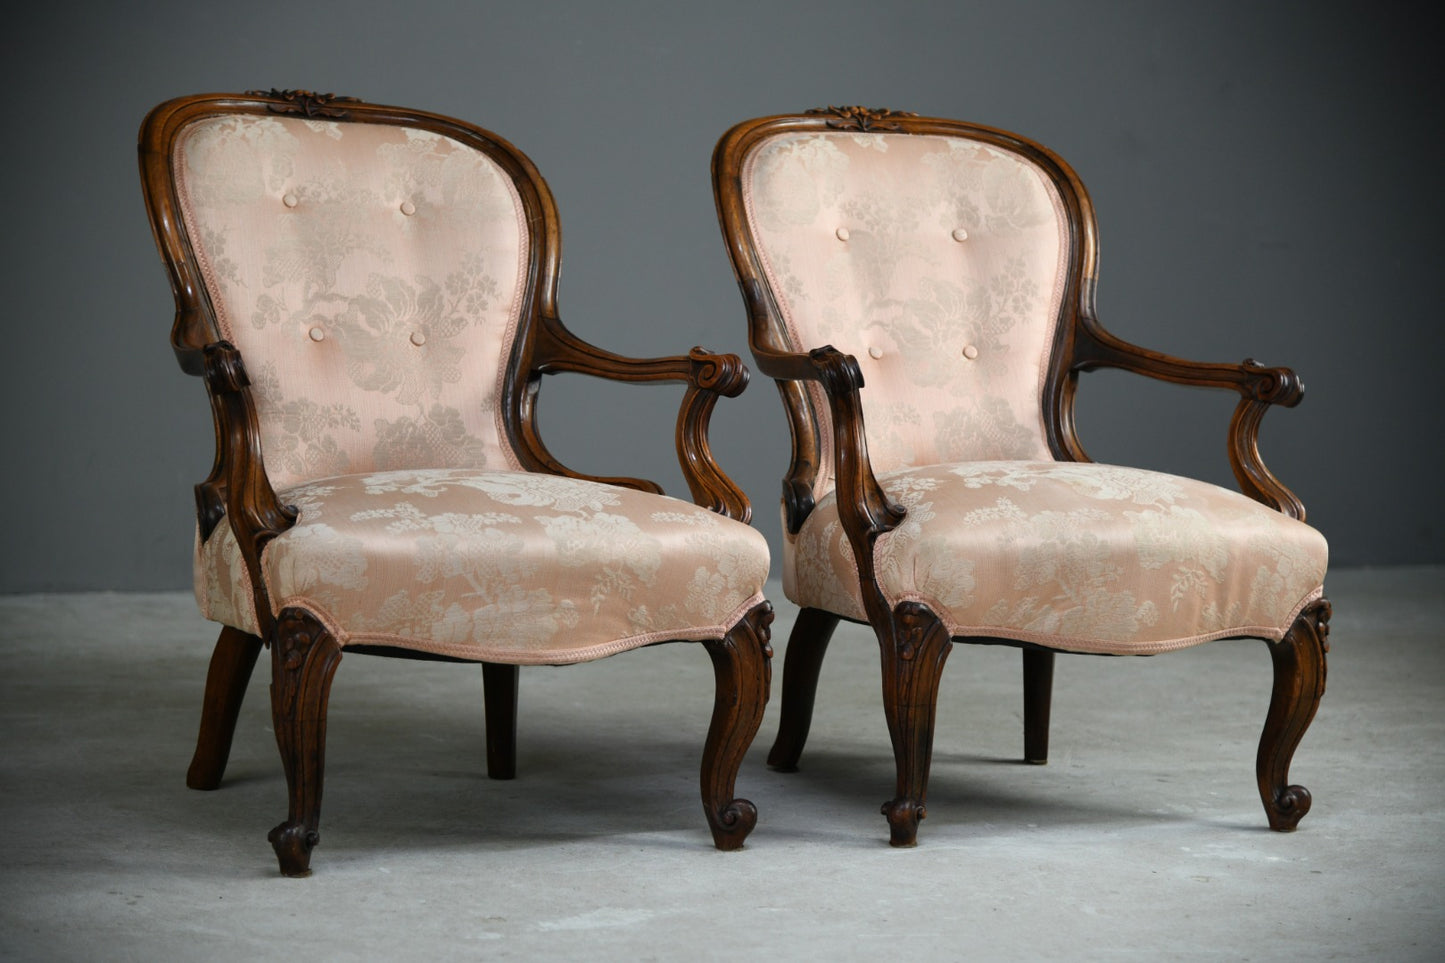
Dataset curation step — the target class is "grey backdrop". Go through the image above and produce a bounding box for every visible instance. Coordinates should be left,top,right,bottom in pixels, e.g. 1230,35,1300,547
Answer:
1,0,1437,593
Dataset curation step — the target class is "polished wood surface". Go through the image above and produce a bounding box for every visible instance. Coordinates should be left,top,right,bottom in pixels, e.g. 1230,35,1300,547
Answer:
185,626,263,791
267,608,344,878
712,108,1328,845
878,602,954,847
1259,598,1331,831
700,600,774,850
766,606,839,772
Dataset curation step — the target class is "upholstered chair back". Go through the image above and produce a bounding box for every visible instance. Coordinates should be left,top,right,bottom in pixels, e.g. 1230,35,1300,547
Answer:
173,112,529,489
740,129,1070,499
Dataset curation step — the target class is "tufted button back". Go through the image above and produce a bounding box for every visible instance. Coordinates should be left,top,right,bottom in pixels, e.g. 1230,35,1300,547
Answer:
173,113,530,488
742,129,1070,490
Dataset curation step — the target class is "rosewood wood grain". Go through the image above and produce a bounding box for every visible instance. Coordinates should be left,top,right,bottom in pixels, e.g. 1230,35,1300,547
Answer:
1258,597,1330,831
200,342,297,637
700,600,774,850
805,105,920,132
187,626,264,790
242,88,362,119
267,608,343,878
482,663,519,780
878,602,953,847
766,606,840,771
675,349,752,522
518,314,754,521
1068,302,1308,518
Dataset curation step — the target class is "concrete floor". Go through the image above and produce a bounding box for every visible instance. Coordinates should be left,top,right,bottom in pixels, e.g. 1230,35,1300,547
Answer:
1,567,1441,960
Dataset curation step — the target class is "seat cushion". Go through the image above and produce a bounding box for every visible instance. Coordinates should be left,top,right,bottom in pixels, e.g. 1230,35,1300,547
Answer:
196,469,770,663
783,461,1327,654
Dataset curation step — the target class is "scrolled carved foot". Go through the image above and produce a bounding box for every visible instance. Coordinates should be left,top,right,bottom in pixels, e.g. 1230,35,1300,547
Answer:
1257,597,1328,832
268,820,320,877
707,798,759,852
700,602,771,852
881,797,926,847
1264,784,1313,832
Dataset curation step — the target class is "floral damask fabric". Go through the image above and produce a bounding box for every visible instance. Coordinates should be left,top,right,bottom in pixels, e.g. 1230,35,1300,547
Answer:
175,114,529,489
742,132,1068,500
784,462,1327,654
196,469,771,663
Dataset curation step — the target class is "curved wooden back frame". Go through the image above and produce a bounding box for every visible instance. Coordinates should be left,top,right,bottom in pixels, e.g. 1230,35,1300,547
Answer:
711,107,1305,547
141,90,753,627
713,107,1322,849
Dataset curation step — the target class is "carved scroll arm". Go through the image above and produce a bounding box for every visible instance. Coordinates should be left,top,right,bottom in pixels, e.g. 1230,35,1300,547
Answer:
200,341,297,637
755,342,906,624
1070,313,1307,520
524,315,753,522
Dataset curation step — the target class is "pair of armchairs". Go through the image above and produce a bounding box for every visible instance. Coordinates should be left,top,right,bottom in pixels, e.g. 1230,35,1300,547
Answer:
139,91,1328,875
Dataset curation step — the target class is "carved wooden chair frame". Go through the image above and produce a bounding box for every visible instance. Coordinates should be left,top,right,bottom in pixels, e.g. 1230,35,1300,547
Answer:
140,90,772,875
712,106,1328,846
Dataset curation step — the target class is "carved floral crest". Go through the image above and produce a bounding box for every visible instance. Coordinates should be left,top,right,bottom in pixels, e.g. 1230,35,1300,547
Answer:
245,89,362,119
806,105,918,132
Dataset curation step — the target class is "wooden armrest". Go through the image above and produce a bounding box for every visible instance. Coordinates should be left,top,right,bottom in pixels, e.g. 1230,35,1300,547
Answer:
200,342,297,635
523,316,754,521
1072,315,1303,406
1071,314,1308,519
755,342,907,621
533,315,747,395
742,269,902,542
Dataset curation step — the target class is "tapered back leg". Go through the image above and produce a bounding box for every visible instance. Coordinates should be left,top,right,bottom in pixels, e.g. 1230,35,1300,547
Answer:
187,626,264,791
767,606,840,772
1022,649,1055,765
482,663,519,780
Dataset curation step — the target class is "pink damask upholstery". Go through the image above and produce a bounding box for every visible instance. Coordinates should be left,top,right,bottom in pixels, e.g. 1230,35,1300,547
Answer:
786,461,1326,653
743,131,1066,499
197,469,769,663
175,112,771,663
175,114,528,488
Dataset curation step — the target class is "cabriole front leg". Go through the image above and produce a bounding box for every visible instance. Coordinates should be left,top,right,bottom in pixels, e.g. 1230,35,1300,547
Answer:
1257,597,1330,831
700,601,773,850
878,602,953,847
267,608,343,877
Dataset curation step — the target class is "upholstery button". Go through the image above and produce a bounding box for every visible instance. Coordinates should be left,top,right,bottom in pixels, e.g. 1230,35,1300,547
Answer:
952,228,969,242
867,346,884,359
308,326,326,343
410,331,427,346
962,344,979,360
400,201,416,216
282,193,299,208
836,227,850,241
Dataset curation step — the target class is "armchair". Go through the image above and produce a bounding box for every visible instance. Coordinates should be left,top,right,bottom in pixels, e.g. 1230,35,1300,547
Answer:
711,107,1328,846
139,90,772,875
